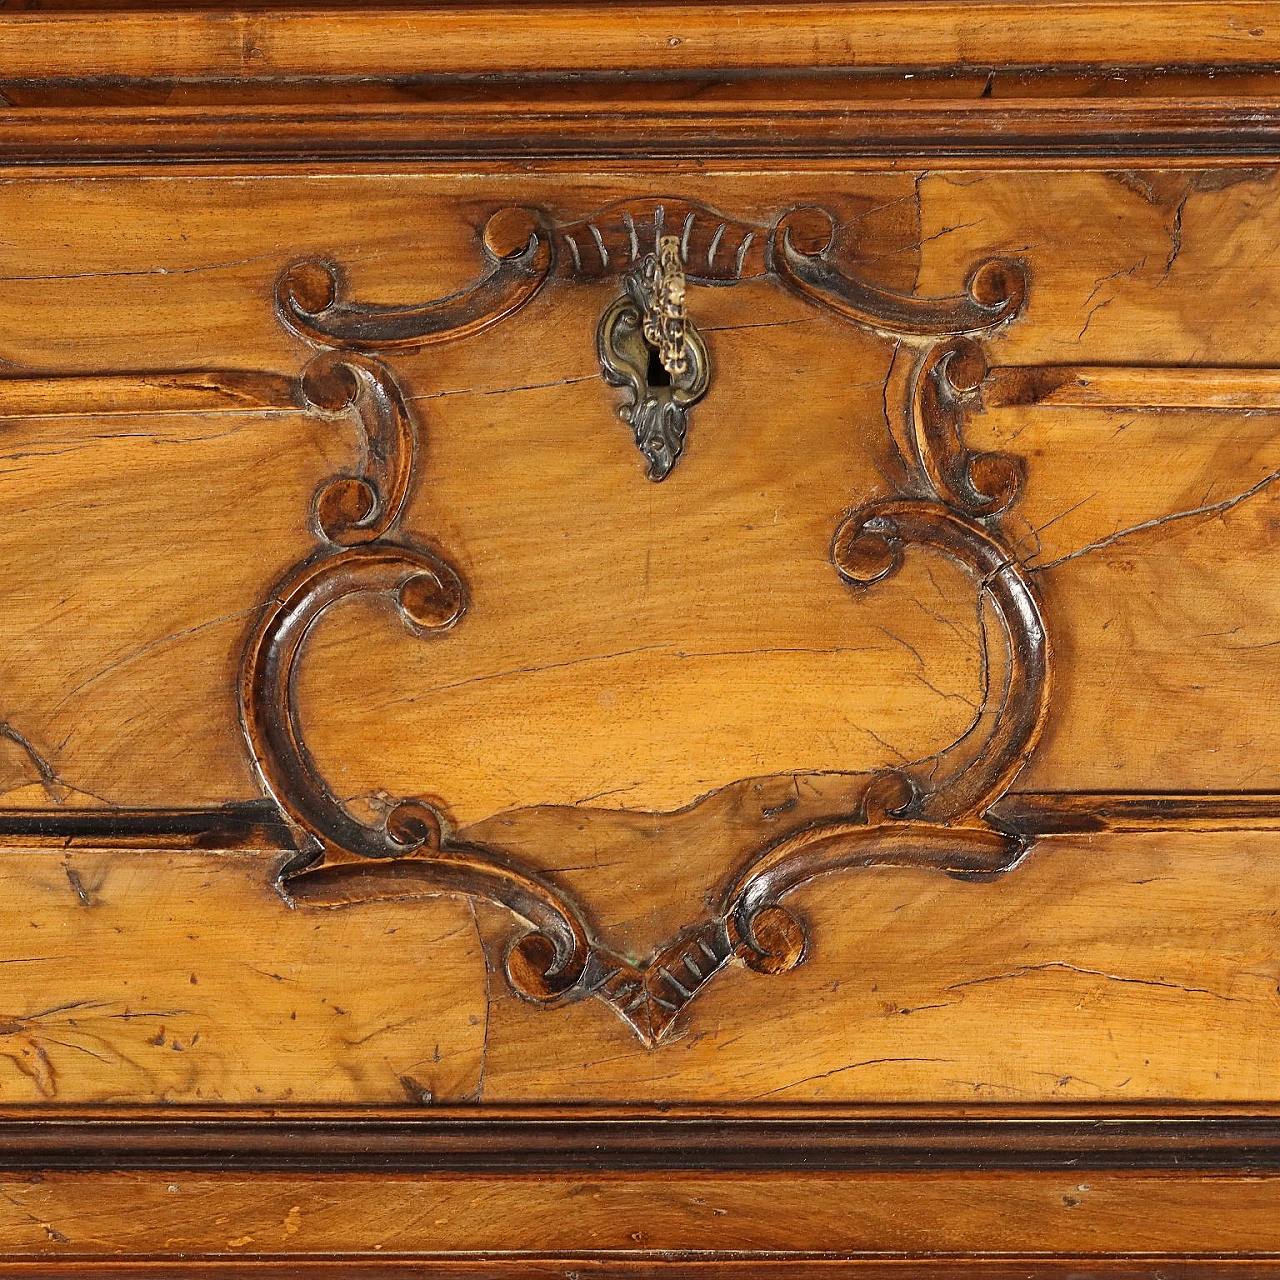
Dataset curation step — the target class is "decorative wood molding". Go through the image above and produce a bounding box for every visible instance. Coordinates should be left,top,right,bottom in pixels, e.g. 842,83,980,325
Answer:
772,208,1027,337
12,197,1277,1048
984,362,1280,410
0,1255,1276,1279
276,209,550,352
0,371,301,419
11,100,1280,164
1,1104,1280,1172
6,791,1280,850
5,4,1280,80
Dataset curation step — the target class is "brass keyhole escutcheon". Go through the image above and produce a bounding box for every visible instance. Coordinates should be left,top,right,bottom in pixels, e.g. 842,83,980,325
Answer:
597,234,711,481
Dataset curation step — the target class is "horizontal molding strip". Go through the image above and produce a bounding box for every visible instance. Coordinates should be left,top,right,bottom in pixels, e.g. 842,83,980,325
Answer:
4,1105,1280,1171
0,1256,1278,1280
0,793,1276,850
6,4,1280,78
8,99,1280,162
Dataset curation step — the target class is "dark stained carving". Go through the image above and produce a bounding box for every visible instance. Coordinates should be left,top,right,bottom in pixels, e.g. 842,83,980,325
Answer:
299,352,418,544
240,544,467,865
771,206,1027,337
897,339,1025,517
282,833,592,1004
241,544,595,1004
597,233,711,480
276,208,552,351
246,195,1051,1045
239,380,595,1004
831,499,1050,823
557,198,769,283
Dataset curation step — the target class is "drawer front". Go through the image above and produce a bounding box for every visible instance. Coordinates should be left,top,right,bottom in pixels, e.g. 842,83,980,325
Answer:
1,164,1278,1111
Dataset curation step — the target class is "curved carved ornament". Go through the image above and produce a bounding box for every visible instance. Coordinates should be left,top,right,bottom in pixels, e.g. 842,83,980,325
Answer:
772,207,1027,337
556,199,769,283
247,195,1043,1044
276,208,552,351
298,352,419,543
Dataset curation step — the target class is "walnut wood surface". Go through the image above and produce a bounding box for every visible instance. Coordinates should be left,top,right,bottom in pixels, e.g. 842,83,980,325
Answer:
0,1168,1278,1269
6,2,1280,78
4,4,1280,1270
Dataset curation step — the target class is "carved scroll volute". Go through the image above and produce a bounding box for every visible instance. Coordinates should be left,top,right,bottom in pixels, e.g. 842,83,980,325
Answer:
276,208,552,352
722,783,1024,975
771,207,1028,338
908,339,1025,518
243,193,1053,1043
239,545,467,865
239,545,593,1003
244,305,595,1005
830,500,1051,824
720,499,1048,973
299,352,417,544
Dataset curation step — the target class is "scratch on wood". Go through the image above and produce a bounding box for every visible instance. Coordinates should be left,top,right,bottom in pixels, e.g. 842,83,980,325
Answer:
62,861,91,908
1160,192,1189,283
946,960,1244,1002
1030,465,1280,571
756,1057,951,1098
0,721,66,804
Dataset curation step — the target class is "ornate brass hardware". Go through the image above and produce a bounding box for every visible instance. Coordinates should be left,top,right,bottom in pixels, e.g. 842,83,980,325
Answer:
642,235,691,378
597,233,710,481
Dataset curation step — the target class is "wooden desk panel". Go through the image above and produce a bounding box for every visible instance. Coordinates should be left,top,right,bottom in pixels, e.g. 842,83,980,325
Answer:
2,5,1280,1272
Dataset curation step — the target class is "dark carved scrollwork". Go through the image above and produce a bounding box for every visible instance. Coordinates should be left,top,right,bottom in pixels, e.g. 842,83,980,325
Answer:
239,354,594,1007
298,352,418,543
889,339,1026,517
678,498,1048,1020
276,208,552,351
771,206,1027,337
248,194,1046,1045
829,500,1049,825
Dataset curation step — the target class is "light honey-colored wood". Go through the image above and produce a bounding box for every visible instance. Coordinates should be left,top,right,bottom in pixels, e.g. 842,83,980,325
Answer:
467,827,1280,1102
6,169,1280,811
1,1167,1279,1257
4,22,1280,1266
6,3,1280,79
0,847,485,1103
0,827,1275,1104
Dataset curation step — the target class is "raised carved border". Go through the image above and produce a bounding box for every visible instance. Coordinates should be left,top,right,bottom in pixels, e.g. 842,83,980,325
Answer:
247,196,1042,1044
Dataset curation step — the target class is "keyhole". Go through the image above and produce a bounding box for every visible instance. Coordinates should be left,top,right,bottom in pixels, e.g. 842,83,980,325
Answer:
646,343,672,388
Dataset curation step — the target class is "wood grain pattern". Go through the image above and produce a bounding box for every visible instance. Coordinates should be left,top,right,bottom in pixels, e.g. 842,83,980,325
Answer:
0,826,1277,1103
234,188,1041,1041
5,8,1280,1262
1,168,1269,812
5,2,1280,78
0,1167,1276,1260
0,847,486,1104
5,167,1280,1062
